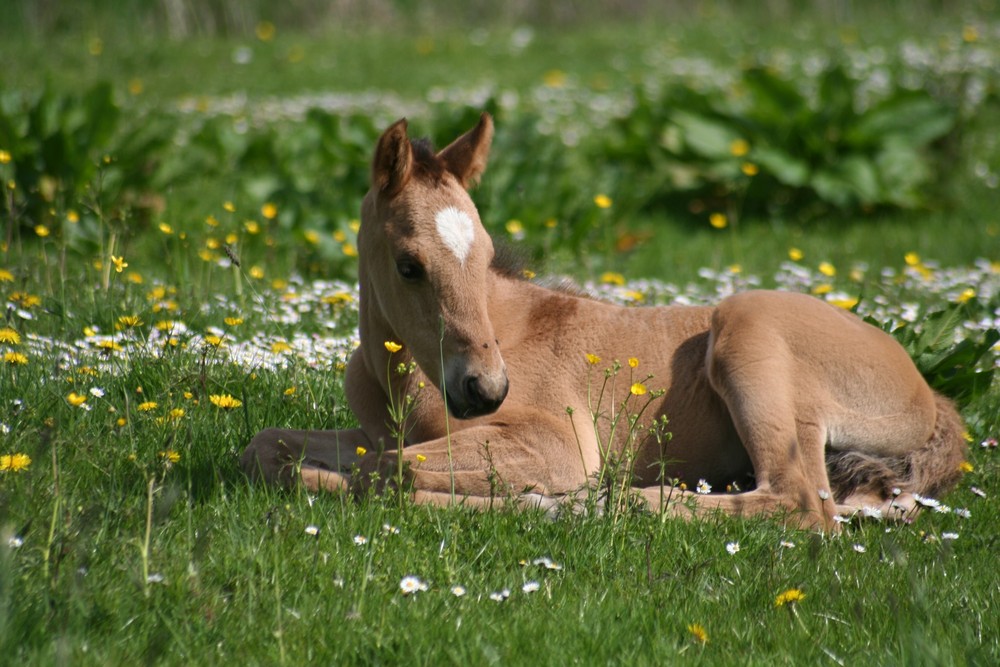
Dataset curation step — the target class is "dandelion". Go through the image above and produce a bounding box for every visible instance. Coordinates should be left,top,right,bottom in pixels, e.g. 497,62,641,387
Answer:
709,213,728,229
261,203,278,220
687,623,709,645
730,138,750,156
0,149,10,164
956,288,976,304
774,588,806,607
593,194,612,209
356,446,367,457
696,479,712,494
0,269,13,282
0,327,21,345
117,315,142,329
34,225,50,238
0,453,31,472
137,401,158,412
740,162,759,176
256,20,276,42
271,340,293,354
224,317,244,327
353,535,367,546
959,461,974,473
415,454,427,463
111,255,128,273
628,357,639,368
305,525,320,536
505,219,525,238
726,541,740,555
600,271,625,286
522,581,541,593
159,450,181,463
384,341,403,353
450,585,467,597
630,383,647,396
904,252,921,266
818,262,836,277
67,392,88,407
3,352,27,365
209,394,242,409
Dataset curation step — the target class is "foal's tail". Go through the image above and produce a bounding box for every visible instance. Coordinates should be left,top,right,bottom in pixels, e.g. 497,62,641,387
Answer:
826,393,968,503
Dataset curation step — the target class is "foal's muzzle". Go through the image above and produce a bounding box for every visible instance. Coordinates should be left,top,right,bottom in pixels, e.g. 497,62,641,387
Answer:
446,373,509,419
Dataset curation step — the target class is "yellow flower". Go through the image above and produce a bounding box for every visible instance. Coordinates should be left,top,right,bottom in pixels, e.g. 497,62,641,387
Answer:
117,417,127,427
0,149,10,164
159,449,181,463
244,220,260,234
356,446,367,457
709,213,727,229
158,222,174,235
137,401,158,412
261,203,278,220
35,225,50,238
811,283,833,295
788,247,803,262
600,271,625,286
522,269,536,279
67,392,88,407
224,317,244,326
255,20,276,42
904,252,921,267
962,25,979,43
67,210,80,223
271,340,292,354
4,351,28,365
630,383,647,396
0,327,21,345
818,261,836,277
204,335,224,348
96,340,123,353
775,588,806,607
117,315,142,328
0,268,14,282
0,453,31,472
416,454,427,463
593,194,612,209
740,162,759,176
342,243,358,257
111,255,128,273
249,265,265,279
628,357,639,368
829,297,859,310
169,408,185,420
304,230,320,245
223,201,236,213
729,138,750,156
128,78,143,95
505,219,524,236
384,341,403,353
210,394,242,409
956,288,975,304
543,69,567,88
585,353,601,366
687,623,709,645
959,461,974,473
283,387,296,396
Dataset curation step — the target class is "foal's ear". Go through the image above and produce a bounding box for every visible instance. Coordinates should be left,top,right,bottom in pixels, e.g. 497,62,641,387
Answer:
438,112,494,189
372,118,413,196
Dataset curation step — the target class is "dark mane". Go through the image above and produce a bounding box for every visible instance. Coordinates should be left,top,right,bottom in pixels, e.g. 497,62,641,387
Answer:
411,138,445,183
490,237,531,280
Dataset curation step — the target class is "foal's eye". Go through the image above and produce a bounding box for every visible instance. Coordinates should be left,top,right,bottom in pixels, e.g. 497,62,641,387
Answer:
396,259,425,283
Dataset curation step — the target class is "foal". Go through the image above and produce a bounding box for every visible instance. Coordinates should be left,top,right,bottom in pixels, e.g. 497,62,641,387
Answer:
242,113,966,530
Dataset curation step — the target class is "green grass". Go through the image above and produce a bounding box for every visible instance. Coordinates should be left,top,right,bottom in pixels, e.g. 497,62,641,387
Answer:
2,4,1000,665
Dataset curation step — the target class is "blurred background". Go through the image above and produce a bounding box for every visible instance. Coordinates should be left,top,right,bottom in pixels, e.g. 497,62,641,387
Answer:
1,0,998,282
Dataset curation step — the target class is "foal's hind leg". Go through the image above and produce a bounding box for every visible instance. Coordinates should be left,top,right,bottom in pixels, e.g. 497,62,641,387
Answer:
241,427,373,487
701,332,838,530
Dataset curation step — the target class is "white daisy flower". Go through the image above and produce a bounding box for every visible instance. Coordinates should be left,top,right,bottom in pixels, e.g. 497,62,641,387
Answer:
853,544,867,553
382,524,400,535
817,489,830,501
942,532,959,541
450,585,466,597
522,581,540,593
399,575,427,595
353,535,367,546
862,506,883,520
779,540,796,549
914,494,940,509
954,508,971,519
304,524,319,536
970,486,987,499
489,588,511,602
726,541,740,555
696,479,712,494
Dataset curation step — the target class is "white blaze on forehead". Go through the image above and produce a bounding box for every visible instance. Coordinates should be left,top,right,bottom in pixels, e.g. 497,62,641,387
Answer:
434,207,475,264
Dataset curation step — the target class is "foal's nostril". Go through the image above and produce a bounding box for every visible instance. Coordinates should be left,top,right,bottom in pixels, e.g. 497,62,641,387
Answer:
463,375,481,403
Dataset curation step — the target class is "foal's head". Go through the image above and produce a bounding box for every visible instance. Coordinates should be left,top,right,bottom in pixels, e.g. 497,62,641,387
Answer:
359,113,508,419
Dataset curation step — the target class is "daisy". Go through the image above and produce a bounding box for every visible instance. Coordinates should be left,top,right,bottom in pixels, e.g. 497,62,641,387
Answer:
726,541,740,555
399,576,428,595
522,581,540,593
696,479,711,494
353,535,367,546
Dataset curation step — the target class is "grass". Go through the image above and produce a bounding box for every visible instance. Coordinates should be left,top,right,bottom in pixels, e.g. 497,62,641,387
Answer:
2,4,1000,665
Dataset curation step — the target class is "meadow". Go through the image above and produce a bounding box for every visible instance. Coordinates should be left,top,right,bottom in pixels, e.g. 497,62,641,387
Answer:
1,3,999,664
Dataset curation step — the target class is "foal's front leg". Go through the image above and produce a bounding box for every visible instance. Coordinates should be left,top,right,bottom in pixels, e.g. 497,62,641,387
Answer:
241,427,375,488
349,409,595,508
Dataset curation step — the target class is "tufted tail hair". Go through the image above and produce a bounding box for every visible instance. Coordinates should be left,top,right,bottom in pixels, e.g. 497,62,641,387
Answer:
826,392,967,503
